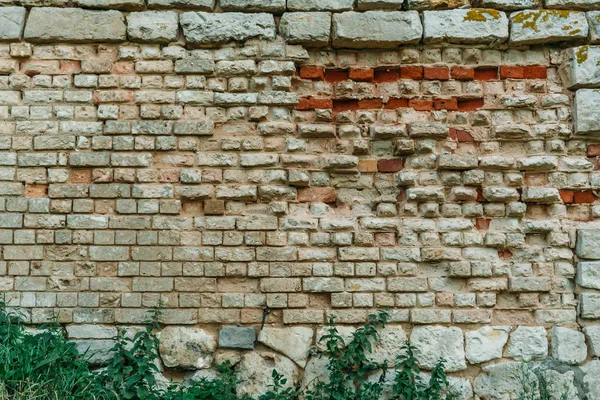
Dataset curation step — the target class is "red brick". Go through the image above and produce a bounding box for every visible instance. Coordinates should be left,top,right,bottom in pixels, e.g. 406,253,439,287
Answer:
408,98,433,111
25,184,48,198
295,98,311,110
324,69,349,83
358,98,383,109
474,67,498,81
60,60,80,74
588,144,600,156
498,249,512,260
113,61,134,74
574,191,596,204
332,99,358,112
450,66,474,81
399,66,423,80
298,187,337,203
310,98,333,109
589,157,600,170
374,232,396,246
358,159,378,172
523,65,547,79
299,66,324,80
560,190,574,204
349,68,374,81
373,67,398,83
71,169,92,183
500,66,524,79
457,98,484,111
433,98,458,111
476,218,490,230
449,128,475,142
476,189,485,202
385,97,409,109
378,158,404,172
424,67,449,80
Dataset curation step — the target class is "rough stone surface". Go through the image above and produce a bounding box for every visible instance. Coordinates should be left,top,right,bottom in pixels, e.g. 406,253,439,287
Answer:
423,9,509,44
561,46,600,89
0,7,26,41
465,326,510,364
257,327,313,367
370,325,408,364
74,340,115,366
332,11,422,48
180,12,276,45
236,351,301,398
220,0,286,11
551,327,587,365
24,8,126,42
507,326,548,361
575,90,600,135
474,362,538,400
510,10,589,44
127,11,179,43
577,261,600,289
577,229,600,258
584,325,600,356
547,0,600,8
159,327,216,369
219,326,255,350
147,0,214,9
280,12,332,47
410,325,467,372
583,360,600,399
287,0,354,11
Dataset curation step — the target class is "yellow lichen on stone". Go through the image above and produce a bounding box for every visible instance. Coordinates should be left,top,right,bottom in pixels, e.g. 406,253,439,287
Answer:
512,10,573,32
576,45,589,64
463,9,501,22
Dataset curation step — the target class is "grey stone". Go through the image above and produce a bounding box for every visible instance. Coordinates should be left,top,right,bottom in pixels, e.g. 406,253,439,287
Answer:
159,327,216,369
0,7,26,41
24,8,126,43
236,351,301,398
74,340,115,366
423,9,509,44
581,293,600,318
507,326,548,361
588,11,600,43
370,325,408,364
280,12,332,47
219,326,255,350
410,325,466,372
181,12,276,45
465,326,510,364
510,10,589,45
577,229,600,259
584,325,600,356
475,362,538,400
287,0,354,11
257,327,313,367
575,89,600,135
561,46,600,89
521,187,561,203
583,360,600,399
357,0,404,9
148,0,214,10
480,0,537,9
127,11,179,43
547,0,600,8
67,324,118,339
551,327,587,365
332,11,422,48
220,0,286,11
578,261,600,289
75,0,145,10
540,369,579,400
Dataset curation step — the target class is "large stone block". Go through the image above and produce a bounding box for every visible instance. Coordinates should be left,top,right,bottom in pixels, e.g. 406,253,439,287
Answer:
578,261,600,289
581,293,600,318
547,0,600,8
410,325,466,372
148,0,214,10
577,229,600,259
465,326,510,364
423,9,509,44
287,0,354,11
332,11,422,48
551,327,587,365
127,11,178,43
75,0,145,10
480,0,537,9
507,326,548,361
561,46,600,89
159,327,216,369
510,10,589,45
24,8,126,43
589,11,600,43
0,7,26,41
257,327,313,367
220,0,286,11
180,12,276,45
219,326,256,349
280,12,332,47
575,89,600,134
475,362,538,399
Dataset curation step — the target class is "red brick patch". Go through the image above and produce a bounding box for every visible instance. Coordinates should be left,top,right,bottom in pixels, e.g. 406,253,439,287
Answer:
400,66,423,80
474,67,498,81
324,69,349,83
299,66,324,80
332,99,358,112
349,68,374,81
500,66,524,79
560,190,575,204
457,98,484,111
450,66,474,81
424,67,449,80
574,191,596,204
358,98,383,109
523,66,547,79
378,158,404,172
298,187,337,203
408,98,433,111
434,98,458,111
25,184,48,198
373,67,398,83
385,97,409,109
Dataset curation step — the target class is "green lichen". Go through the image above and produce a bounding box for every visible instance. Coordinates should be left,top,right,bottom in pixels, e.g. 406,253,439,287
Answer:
463,8,501,22
512,10,573,32
576,45,589,64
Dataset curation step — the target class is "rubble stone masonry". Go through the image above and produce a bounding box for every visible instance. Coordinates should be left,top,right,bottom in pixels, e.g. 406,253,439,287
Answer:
3,0,600,397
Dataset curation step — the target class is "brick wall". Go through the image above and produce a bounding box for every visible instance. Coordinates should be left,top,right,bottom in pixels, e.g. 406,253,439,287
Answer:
2,1,600,397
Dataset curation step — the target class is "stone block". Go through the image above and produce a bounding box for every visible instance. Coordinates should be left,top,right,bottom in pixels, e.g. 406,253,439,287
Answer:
0,7,26,41
577,229,600,259
159,327,216,369
148,0,214,9
76,0,145,9
575,89,600,134
507,326,548,361
181,12,276,45
24,8,126,43
561,46,600,89
581,293,600,319
578,261,600,289
410,325,466,372
257,327,313,367
465,326,510,364
127,11,179,43
423,9,509,44
219,326,256,349
510,10,588,45
280,12,332,47
332,11,422,48
220,0,286,11
551,327,587,365
480,0,537,9
287,0,354,11
547,0,600,8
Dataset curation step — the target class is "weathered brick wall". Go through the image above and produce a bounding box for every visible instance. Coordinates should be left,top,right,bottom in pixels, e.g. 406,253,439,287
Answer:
2,0,600,397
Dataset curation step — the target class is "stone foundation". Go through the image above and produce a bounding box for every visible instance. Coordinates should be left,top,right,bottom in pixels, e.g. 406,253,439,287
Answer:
2,0,600,398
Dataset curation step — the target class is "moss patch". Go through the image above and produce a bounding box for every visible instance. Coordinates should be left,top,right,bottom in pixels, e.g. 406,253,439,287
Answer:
463,9,501,22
